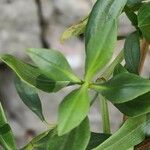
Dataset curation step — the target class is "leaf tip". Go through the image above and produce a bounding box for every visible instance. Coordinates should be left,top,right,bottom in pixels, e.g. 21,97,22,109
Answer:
26,48,33,53
60,31,68,44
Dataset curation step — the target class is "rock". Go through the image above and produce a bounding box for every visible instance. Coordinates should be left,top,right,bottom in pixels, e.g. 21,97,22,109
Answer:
53,0,91,25
0,0,41,58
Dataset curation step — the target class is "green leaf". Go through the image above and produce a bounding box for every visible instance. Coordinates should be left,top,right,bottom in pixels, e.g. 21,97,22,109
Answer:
22,118,90,150
99,95,110,134
26,48,80,82
138,2,150,42
21,130,52,150
61,17,88,43
113,64,128,76
124,32,141,74
92,73,150,103
86,133,111,150
115,92,150,117
101,50,124,80
0,54,72,93
14,76,45,122
0,103,16,150
127,0,143,7
85,0,127,81
58,85,90,135
124,6,138,28
93,115,147,150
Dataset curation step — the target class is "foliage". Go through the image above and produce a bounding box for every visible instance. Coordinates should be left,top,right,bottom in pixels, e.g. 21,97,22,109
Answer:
0,0,150,149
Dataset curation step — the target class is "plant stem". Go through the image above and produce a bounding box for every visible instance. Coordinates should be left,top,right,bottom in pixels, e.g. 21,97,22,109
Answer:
95,50,124,134
135,138,150,150
139,38,150,73
99,95,111,134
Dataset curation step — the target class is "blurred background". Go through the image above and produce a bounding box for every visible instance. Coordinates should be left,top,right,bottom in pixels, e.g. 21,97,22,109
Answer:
0,0,150,148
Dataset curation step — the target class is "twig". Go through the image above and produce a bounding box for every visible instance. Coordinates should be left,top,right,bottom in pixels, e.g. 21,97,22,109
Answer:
135,138,150,150
35,0,50,48
139,39,149,73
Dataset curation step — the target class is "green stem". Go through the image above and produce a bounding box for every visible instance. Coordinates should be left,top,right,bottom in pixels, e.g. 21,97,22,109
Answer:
99,95,111,134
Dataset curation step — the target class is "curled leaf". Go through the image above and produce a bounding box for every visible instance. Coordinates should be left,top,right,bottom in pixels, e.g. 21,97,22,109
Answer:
61,17,88,43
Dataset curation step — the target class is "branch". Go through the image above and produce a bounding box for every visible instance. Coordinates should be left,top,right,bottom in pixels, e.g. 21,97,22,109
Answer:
35,0,50,48
139,38,149,73
135,138,150,150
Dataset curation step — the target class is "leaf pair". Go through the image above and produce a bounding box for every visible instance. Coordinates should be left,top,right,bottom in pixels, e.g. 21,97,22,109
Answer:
0,48,83,134
0,49,81,93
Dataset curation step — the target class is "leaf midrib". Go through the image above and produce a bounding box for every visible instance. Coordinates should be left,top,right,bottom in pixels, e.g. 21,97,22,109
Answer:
28,51,78,82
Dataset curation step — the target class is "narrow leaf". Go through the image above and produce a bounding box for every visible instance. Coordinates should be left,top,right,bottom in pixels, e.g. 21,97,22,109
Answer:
0,103,16,150
61,17,88,43
113,64,128,76
115,92,150,117
21,130,51,150
26,48,80,82
124,6,138,28
92,73,150,103
85,0,127,81
22,118,90,150
58,85,90,135
138,2,150,42
101,50,124,80
124,32,141,74
0,54,72,92
93,115,146,150
126,0,143,10
14,76,45,121
86,133,111,150
127,0,143,6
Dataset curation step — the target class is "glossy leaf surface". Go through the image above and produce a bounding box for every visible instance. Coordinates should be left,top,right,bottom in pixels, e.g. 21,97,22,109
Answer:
14,76,45,121
0,54,71,92
92,73,150,103
27,48,80,82
124,32,141,74
138,3,150,42
85,0,127,81
22,118,90,150
0,103,16,150
58,85,90,135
